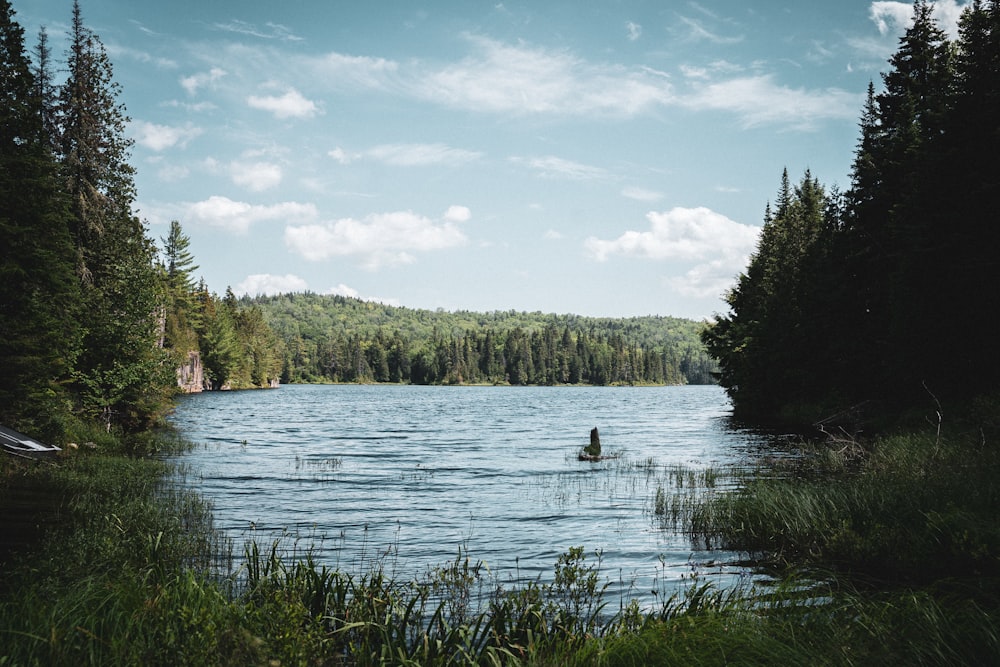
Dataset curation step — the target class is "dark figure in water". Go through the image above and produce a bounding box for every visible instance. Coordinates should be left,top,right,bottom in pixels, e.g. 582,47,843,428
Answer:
583,427,601,457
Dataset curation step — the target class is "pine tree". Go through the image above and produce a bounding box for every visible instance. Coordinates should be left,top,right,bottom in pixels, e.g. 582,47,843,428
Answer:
57,0,171,430
702,170,831,416
877,0,955,398
0,0,81,437
160,220,201,357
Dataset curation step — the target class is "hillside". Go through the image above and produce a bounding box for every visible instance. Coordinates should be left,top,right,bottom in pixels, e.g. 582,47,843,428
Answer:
246,293,716,386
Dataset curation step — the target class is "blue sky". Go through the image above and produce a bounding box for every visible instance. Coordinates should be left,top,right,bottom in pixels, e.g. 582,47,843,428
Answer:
18,1,971,319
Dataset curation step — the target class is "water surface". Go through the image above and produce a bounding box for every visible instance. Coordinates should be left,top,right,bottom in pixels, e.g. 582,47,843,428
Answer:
170,384,772,603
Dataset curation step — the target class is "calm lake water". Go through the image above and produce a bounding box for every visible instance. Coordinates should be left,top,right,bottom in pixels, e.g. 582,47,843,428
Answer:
170,384,775,604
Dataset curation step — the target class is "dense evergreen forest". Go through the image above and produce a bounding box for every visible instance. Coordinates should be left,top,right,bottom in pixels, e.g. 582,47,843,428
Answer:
249,292,716,386
0,0,284,440
703,0,1000,421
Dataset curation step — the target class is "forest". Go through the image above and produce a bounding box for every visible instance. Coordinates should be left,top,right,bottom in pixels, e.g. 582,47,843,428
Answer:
252,292,716,386
702,0,1000,422
5,2,1000,664
0,0,301,439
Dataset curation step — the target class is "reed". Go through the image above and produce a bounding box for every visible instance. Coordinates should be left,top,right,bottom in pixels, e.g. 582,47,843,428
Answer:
4,411,1000,664
691,425,1000,585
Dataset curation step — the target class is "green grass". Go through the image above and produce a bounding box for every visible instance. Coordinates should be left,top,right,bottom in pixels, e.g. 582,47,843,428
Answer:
3,403,1000,665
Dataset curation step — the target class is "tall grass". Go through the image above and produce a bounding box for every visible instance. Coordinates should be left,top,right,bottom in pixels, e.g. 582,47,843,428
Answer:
3,407,1000,664
691,424,1000,585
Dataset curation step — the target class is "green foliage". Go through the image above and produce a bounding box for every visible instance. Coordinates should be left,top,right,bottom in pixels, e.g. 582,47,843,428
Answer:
0,0,81,440
704,0,1000,420
250,292,716,386
693,419,1000,585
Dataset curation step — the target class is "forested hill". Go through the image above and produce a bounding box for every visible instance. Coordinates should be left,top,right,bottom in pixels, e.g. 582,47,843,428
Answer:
247,293,716,386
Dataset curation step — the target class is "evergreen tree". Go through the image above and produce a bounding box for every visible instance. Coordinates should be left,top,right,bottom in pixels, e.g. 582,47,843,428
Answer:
938,0,1000,391
57,0,171,430
702,170,831,416
0,0,81,437
160,220,201,358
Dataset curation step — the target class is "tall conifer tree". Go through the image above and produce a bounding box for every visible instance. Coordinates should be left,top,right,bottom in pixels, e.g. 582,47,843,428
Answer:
57,0,170,430
0,0,81,436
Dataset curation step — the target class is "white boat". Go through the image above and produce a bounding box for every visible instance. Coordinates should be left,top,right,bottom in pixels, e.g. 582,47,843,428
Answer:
0,425,61,459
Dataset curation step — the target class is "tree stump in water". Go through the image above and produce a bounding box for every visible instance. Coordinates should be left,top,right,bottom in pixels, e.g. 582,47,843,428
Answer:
583,427,601,457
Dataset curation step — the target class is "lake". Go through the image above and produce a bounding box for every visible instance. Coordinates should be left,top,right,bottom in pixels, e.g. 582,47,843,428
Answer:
169,384,775,606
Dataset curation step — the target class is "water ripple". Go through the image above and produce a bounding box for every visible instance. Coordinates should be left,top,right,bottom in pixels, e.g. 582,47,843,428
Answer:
170,385,771,605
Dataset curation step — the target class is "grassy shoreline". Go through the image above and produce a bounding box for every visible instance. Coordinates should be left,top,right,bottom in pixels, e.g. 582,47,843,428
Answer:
3,405,999,665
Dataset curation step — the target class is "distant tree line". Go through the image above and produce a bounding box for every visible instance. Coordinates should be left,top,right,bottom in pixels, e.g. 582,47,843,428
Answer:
703,0,1000,420
251,293,717,386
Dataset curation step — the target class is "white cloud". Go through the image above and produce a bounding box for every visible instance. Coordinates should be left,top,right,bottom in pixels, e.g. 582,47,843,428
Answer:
133,121,203,151
870,0,968,39
327,283,359,298
443,205,471,222
418,35,673,116
230,161,283,191
676,15,743,45
366,143,483,167
180,67,226,95
285,210,468,268
324,283,401,306
235,273,309,297
585,206,759,262
512,155,609,180
214,20,302,41
247,88,319,119
186,196,318,233
586,207,760,299
622,186,663,202
543,229,564,240
315,52,399,90
682,74,859,130
626,21,642,41
329,143,483,167
667,257,744,299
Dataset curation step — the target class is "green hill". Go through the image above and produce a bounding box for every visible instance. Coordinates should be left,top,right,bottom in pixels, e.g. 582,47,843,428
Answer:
246,293,716,386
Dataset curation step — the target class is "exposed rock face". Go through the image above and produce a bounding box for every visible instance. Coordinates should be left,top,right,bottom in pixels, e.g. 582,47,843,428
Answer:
176,350,204,393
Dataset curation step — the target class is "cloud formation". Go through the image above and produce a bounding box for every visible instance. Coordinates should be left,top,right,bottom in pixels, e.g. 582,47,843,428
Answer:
186,196,318,233
417,35,674,116
325,283,401,306
235,273,308,296
622,186,664,202
682,74,860,129
180,67,226,95
247,87,319,118
133,121,203,151
586,207,758,261
585,207,760,297
230,160,283,191
285,208,470,268
365,143,483,167
870,0,968,39
513,155,609,180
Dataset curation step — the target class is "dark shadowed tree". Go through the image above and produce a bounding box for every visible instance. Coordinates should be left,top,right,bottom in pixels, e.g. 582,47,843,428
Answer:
57,0,171,430
0,0,81,438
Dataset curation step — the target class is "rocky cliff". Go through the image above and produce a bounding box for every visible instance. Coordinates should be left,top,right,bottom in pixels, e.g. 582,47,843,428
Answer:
176,350,205,393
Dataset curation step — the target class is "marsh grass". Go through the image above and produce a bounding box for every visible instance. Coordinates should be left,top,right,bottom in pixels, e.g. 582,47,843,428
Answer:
4,411,1000,664
691,423,1000,585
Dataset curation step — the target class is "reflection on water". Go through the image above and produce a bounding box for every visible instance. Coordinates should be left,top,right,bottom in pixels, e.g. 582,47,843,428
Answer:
170,384,773,604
